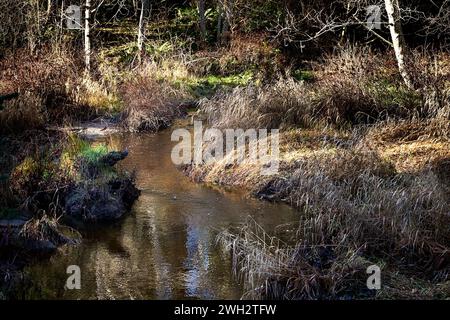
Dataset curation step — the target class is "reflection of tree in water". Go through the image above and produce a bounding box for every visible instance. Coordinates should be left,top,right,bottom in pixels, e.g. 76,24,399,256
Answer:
20,132,295,299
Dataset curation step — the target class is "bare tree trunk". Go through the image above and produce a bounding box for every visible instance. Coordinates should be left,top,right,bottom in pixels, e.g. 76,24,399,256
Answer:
45,0,52,23
339,1,351,44
137,0,146,57
217,2,223,42
222,0,231,45
384,0,415,89
58,0,65,44
217,0,231,45
84,0,91,72
221,12,229,45
198,0,206,41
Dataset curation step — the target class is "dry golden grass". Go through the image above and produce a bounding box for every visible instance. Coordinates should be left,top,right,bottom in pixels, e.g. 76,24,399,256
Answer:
200,77,315,129
363,119,450,173
120,63,190,132
186,118,450,299
215,156,449,298
200,46,449,134
0,92,45,134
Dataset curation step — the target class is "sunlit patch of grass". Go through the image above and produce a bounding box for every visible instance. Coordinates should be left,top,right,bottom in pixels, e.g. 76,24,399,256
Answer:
280,128,351,152
79,144,109,164
96,20,137,36
378,140,450,173
362,119,450,173
64,136,108,162
68,76,122,115
59,134,110,182
175,70,255,97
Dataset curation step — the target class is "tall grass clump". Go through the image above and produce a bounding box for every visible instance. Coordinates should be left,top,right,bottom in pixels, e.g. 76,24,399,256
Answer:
200,46,448,131
200,77,312,129
408,50,450,123
120,64,189,132
218,148,450,299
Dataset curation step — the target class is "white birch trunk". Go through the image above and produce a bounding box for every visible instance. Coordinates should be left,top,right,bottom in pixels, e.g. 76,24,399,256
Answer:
84,0,91,72
137,0,146,54
384,0,415,89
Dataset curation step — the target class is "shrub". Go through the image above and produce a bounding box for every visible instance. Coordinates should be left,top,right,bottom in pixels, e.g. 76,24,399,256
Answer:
120,66,188,132
0,92,45,134
187,33,282,79
0,45,121,125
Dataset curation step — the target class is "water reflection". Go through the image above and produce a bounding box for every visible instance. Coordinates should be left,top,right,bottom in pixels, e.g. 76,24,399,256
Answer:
22,130,297,299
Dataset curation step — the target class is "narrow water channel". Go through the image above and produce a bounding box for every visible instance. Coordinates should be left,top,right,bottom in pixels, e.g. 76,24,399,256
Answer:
21,129,297,299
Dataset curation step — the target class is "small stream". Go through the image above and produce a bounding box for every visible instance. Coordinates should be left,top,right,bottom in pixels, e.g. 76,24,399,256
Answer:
20,128,297,299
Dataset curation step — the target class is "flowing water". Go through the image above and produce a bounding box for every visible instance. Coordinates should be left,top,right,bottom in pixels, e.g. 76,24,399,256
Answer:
21,128,297,300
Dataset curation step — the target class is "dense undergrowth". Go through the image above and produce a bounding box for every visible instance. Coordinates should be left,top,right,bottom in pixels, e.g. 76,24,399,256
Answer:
1,0,449,300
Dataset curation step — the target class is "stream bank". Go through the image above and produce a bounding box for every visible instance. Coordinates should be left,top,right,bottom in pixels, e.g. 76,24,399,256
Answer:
183,118,450,299
5,129,297,299
0,125,140,299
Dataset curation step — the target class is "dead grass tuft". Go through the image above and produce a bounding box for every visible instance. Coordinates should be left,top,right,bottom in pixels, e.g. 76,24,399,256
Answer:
120,64,189,132
201,46,449,131
200,78,313,129
188,125,450,299
0,92,45,134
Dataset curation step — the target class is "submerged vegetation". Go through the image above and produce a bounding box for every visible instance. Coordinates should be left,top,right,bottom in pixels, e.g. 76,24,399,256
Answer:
1,0,449,300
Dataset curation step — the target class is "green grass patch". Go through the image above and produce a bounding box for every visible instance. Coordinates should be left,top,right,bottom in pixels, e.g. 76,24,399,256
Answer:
174,70,254,97
293,70,315,82
60,135,110,178
63,134,108,161
367,79,422,109
80,144,109,164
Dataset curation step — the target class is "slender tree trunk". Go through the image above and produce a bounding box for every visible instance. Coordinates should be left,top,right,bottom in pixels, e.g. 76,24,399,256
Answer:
198,0,206,41
84,0,91,72
384,0,415,89
60,0,64,28
217,0,231,45
45,0,52,23
58,0,65,44
221,0,232,45
217,2,223,42
137,0,146,58
339,2,351,44
221,12,229,43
